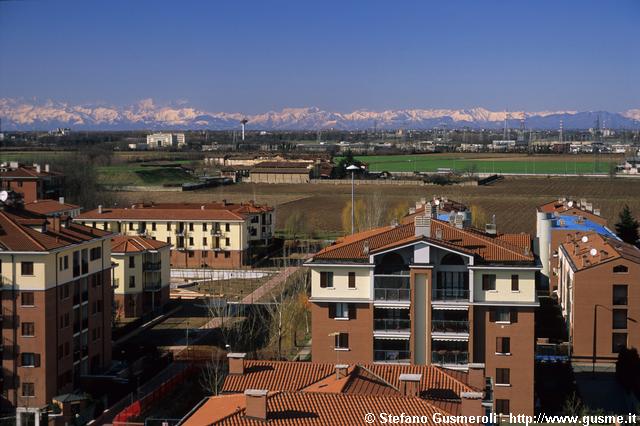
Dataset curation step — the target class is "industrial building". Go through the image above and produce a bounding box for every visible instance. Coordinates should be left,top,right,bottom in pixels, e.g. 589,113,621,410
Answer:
146,132,186,149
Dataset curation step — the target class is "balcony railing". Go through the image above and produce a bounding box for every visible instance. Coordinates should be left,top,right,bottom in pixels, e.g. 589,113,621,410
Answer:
211,229,223,236
432,287,469,301
374,350,411,363
431,320,469,333
143,261,161,272
431,350,469,365
374,275,410,301
374,318,411,332
144,281,162,291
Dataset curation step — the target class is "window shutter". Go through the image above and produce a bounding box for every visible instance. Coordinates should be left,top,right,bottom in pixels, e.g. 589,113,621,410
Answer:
328,304,336,319
489,309,496,322
35,354,41,367
348,304,357,320
510,309,518,323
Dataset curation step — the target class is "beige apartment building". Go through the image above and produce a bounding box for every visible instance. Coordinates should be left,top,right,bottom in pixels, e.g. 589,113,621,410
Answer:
0,195,113,424
75,201,274,268
305,197,540,416
111,236,171,320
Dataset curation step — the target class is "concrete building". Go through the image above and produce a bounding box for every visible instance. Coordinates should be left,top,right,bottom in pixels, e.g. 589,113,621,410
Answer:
0,194,113,424
75,201,274,268
111,236,171,320
146,132,186,149
247,162,313,184
0,162,64,204
535,198,614,293
557,232,640,364
304,199,540,416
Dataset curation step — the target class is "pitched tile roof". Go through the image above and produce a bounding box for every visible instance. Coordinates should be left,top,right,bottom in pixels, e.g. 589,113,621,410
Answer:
183,391,465,426
223,361,335,393
77,201,272,222
111,235,170,253
310,219,534,265
0,165,62,179
538,199,606,224
0,207,110,252
560,231,640,271
24,199,80,216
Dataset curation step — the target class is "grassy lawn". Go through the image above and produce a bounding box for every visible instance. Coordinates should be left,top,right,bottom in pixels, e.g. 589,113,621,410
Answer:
352,154,618,174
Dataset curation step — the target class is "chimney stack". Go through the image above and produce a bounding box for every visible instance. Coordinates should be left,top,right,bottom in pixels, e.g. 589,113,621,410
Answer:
98,205,103,214
35,164,41,173
228,352,247,375
45,164,50,173
415,215,431,238
59,197,65,205
460,392,485,422
467,363,486,391
335,364,349,380
399,373,422,397
244,389,268,421
454,212,464,229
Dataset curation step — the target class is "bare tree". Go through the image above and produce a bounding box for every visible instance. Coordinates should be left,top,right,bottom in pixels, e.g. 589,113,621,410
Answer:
199,353,227,396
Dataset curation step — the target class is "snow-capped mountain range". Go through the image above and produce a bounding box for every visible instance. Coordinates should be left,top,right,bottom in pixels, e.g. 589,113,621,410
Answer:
1,98,639,131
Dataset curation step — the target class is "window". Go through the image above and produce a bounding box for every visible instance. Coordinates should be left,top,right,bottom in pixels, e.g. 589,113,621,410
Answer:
189,222,194,231
189,237,194,246
225,223,230,232
21,322,35,337
21,262,34,276
496,368,510,385
225,237,230,246
613,309,628,329
167,222,172,230
348,272,356,289
128,222,134,231
129,276,135,288
189,251,195,258
613,265,628,273
21,382,35,397
59,257,63,271
490,307,517,323
496,337,510,354
21,292,34,306
203,223,208,231
151,222,157,231
63,255,69,270
482,274,496,291
495,399,510,415
320,271,334,288
334,332,349,349
511,274,519,291
20,353,40,367
129,256,135,268
613,285,628,305
90,247,102,261
335,303,349,319
224,252,230,259
203,237,208,246
612,333,627,353
203,251,208,258
167,237,172,244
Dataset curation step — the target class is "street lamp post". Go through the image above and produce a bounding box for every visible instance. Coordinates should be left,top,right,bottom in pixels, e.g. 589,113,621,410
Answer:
346,165,359,234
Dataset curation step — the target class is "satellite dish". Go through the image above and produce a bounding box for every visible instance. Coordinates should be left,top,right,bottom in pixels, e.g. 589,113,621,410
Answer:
567,201,574,207
434,199,441,206
581,236,589,243
590,248,598,257
0,191,8,202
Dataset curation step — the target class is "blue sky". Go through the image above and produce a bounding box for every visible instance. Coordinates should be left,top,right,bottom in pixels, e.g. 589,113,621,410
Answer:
0,0,638,113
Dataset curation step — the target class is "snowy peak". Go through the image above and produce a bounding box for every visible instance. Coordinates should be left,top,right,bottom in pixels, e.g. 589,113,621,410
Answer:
0,98,637,130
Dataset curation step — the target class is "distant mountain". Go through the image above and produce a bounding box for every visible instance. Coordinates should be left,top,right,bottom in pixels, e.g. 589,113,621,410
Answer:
1,98,638,131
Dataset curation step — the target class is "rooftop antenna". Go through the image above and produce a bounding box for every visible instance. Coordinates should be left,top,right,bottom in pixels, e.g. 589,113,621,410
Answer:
240,118,248,141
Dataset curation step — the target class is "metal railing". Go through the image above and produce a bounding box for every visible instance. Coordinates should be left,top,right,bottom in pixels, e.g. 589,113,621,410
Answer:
143,261,161,272
374,318,411,332
374,288,410,301
432,287,469,301
431,350,469,365
374,350,411,363
431,320,469,333
144,281,162,291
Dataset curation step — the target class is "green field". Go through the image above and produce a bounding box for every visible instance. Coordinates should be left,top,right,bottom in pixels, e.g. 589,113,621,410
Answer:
97,163,197,186
354,154,618,175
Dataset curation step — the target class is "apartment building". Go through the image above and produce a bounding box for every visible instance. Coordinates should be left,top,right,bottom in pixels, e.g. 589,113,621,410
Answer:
557,232,640,364
111,236,171,320
75,201,274,268
0,194,113,424
146,132,186,149
536,198,614,293
305,200,540,415
0,162,64,203
24,198,81,218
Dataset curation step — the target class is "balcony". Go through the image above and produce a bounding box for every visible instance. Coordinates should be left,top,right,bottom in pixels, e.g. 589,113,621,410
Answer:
175,229,187,236
374,350,411,363
432,287,469,302
374,275,410,302
431,350,469,365
144,281,162,291
431,320,469,334
374,318,411,332
143,261,161,272
211,229,223,236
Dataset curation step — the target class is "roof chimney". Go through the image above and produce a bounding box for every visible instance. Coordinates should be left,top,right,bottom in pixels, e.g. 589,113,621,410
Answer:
415,215,431,238
59,197,65,205
460,392,485,422
98,205,103,214
335,364,349,380
467,363,486,391
244,389,268,421
408,207,416,215
228,352,247,375
399,373,422,397
35,164,41,173
454,212,464,229
45,164,50,173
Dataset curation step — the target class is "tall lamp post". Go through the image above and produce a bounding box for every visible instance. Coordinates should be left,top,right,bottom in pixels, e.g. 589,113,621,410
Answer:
346,165,360,234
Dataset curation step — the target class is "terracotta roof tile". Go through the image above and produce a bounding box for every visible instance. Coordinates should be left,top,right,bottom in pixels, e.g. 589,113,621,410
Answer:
222,361,335,393
111,235,170,253
560,232,640,271
24,199,80,215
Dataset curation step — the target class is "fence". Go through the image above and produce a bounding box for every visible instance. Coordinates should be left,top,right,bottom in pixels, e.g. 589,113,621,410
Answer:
111,363,196,426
